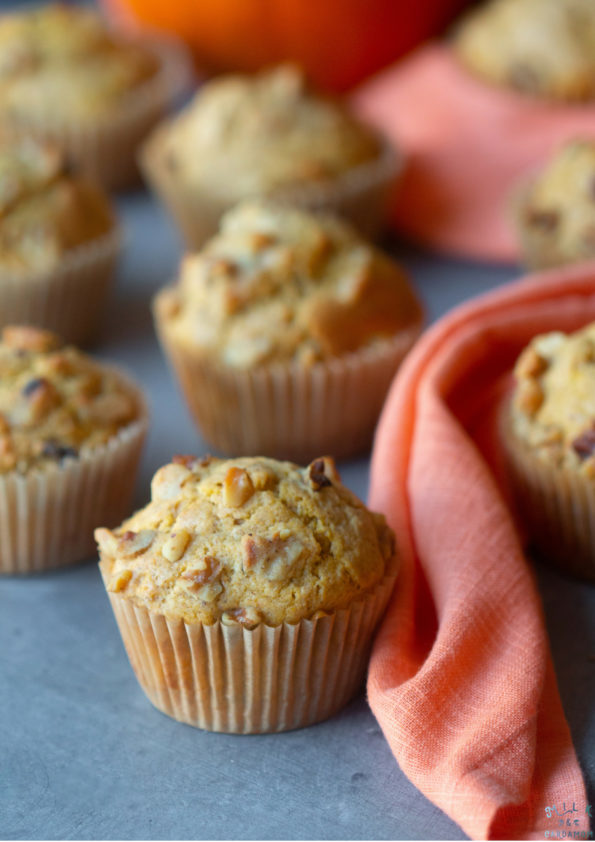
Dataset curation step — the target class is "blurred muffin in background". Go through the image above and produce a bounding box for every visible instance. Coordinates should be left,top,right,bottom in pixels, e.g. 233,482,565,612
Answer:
0,131,120,345
454,0,595,101
514,139,595,268
153,199,423,461
0,2,192,188
141,64,399,246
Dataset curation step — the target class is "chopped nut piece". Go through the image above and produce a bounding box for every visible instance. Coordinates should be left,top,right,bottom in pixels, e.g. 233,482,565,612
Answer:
221,606,262,629
151,463,192,501
515,348,548,379
172,454,197,468
94,527,118,555
307,456,339,490
195,581,223,603
111,569,133,592
224,466,255,507
162,529,191,562
117,529,155,557
572,428,595,460
241,533,309,579
2,326,61,353
249,462,277,490
22,377,59,420
525,208,559,231
182,556,221,587
515,379,544,416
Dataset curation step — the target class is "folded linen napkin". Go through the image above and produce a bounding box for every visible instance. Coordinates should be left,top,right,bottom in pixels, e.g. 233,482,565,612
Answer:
352,46,595,264
368,263,594,839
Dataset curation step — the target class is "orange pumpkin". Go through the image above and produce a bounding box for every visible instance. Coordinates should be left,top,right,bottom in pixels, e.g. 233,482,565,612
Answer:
102,0,471,92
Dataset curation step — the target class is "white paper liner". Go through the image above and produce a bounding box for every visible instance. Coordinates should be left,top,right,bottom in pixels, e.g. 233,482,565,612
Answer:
501,404,595,581
155,303,422,462
5,34,193,190
140,128,401,248
0,225,121,346
103,568,397,733
0,368,148,575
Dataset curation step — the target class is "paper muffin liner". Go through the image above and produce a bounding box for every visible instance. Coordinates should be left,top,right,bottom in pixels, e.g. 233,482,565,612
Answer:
102,567,397,734
140,127,401,248
154,298,422,462
0,225,121,347
500,403,595,581
5,34,193,191
0,369,148,575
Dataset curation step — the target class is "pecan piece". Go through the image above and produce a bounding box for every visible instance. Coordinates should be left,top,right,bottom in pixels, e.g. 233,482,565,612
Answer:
162,529,191,563
224,466,255,507
117,529,155,557
221,606,262,629
572,428,595,460
307,456,338,490
181,556,221,588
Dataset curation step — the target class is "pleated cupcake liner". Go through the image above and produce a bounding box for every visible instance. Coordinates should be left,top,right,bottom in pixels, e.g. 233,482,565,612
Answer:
154,299,422,462
140,127,401,248
4,34,193,191
102,568,397,734
501,405,595,581
0,370,148,575
0,225,121,347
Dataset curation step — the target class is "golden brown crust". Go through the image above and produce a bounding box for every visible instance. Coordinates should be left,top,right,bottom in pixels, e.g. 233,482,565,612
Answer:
0,325,142,473
96,454,397,626
156,200,422,367
454,0,595,101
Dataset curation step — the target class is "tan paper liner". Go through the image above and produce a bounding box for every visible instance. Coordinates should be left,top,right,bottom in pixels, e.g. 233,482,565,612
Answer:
0,226,121,347
140,127,401,248
155,301,422,462
5,34,193,191
0,370,148,575
501,404,595,581
103,568,397,734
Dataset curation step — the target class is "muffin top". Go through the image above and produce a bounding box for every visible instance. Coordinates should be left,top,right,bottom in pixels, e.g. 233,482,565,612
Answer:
156,200,422,368
158,64,382,198
96,454,396,626
0,3,158,122
454,0,595,101
0,325,141,474
0,132,114,275
515,140,595,269
510,322,595,473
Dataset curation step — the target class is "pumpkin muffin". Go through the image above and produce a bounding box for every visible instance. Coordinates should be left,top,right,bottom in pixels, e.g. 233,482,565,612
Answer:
0,131,119,344
0,325,148,574
141,64,399,246
514,140,595,269
97,453,398,732
454,0,595,101
154,200,423,460
501,322,595,580
0,3,191,189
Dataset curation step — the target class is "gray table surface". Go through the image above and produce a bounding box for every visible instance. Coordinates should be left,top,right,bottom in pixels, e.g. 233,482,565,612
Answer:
1,193,594,841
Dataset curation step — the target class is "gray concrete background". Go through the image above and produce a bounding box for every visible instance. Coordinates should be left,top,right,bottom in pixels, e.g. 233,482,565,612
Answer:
1,193,594,841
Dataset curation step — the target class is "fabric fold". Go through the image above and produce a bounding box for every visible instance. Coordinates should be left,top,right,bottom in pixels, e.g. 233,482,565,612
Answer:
368,262,593,840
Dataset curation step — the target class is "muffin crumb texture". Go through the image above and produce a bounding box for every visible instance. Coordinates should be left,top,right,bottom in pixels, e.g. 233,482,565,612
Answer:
0,3,158,122
0,325,139,473
158,200,422,367
511,322,595,473
515,140,595,268
96,455,396,626
454,0,595,101
160,64,381,197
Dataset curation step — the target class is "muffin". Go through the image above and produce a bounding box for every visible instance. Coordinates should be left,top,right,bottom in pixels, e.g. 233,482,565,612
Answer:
141,64,399,246
97,453,398,733
514,139,595,269
454,0,595,101
0,131,119,344
0,3,191,189
153,200,423,461
0,325,148,574
501,322,595,580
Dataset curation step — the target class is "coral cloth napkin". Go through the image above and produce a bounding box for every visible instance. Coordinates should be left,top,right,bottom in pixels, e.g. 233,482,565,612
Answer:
368,263,594,840
352,46,595,263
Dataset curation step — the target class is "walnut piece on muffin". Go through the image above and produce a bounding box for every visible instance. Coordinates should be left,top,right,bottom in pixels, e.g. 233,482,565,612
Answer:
0,3,158,123
514,140,595,269
0,325,140,473
156,63,383,198
155,200,423,368
454,0,595,101
510,322,595,474
0,131,114,276
96,454,396,626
